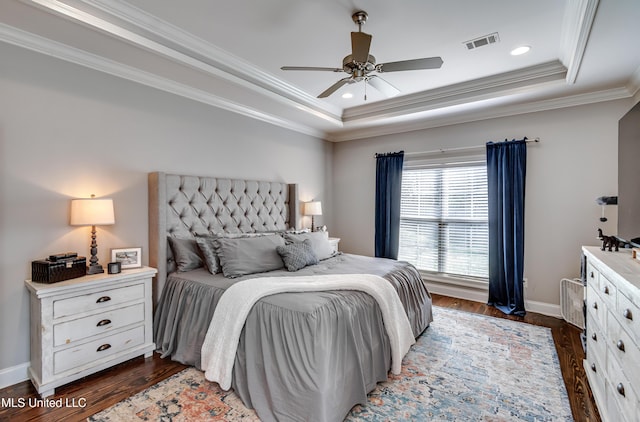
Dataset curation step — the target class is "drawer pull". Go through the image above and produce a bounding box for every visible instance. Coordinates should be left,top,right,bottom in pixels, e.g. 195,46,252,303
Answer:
623,308,633,320
96,344,111,352
97,319,112,327
96,296,111,304
617,340,625,352
590,363,596,372
592,302,598,310
591,333,597,341
602,286,609,295
616,383,625,397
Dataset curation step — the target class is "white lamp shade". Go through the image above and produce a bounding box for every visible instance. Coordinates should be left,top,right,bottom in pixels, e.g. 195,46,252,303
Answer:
70,198,115,226
304,201,322,216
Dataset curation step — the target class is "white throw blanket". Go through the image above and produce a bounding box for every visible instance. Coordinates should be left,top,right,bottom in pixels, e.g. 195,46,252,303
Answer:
201,273,415,390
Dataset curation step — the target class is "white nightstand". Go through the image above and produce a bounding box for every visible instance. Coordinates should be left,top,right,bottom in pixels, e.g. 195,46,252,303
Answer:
24,266,157,398
328,237,341,254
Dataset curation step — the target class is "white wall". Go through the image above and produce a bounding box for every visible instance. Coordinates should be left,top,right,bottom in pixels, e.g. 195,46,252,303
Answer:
0,43,332,385
332,99,634,311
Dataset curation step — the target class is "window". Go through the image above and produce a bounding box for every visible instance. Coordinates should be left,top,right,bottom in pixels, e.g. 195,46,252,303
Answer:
398,159,488,279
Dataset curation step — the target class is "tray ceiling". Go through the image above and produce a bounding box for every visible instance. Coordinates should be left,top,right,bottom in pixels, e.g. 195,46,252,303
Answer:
1,0,639,141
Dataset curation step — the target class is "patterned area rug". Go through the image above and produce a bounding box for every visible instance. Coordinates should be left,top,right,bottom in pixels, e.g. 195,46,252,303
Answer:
89,307,573,421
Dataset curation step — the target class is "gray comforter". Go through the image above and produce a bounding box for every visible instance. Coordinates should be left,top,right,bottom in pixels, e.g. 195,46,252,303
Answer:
154,253,432,422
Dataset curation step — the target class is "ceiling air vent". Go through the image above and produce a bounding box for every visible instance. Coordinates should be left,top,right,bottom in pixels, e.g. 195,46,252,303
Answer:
464,32,500,50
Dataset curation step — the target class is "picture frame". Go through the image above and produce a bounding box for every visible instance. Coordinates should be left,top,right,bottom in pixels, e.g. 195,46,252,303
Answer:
111,247,142,269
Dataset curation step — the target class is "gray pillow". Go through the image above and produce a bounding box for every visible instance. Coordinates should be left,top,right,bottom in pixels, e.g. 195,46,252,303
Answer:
283,231,335,261
195,236,220,274
214,234,285,278
167,237,203,272
277,239,319,272
195,232,275,274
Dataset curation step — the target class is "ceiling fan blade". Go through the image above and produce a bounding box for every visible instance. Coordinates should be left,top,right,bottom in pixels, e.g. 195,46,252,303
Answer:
367,75,400,98
351,31,372,63
281,66,343,72
379,57,443,72
318,77,351,98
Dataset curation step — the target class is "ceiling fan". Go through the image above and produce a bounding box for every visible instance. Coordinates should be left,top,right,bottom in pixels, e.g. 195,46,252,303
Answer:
281,10,443,99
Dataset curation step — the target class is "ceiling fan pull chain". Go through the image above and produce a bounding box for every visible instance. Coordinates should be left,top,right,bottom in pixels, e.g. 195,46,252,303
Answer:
364,78,368,101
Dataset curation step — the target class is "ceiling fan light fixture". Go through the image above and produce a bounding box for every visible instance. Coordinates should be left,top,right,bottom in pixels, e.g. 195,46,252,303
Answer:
280,10,443,99
342,92,354,99
510,45,531,56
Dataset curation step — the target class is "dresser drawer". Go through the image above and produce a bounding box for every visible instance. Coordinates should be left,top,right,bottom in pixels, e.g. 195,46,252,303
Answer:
53,303,145,347
598,274,617,310
586,285,607,330
586,262,600,289
54,325,145,375
53,284,145,318
606,357,639,422
607,316,640,387
586,312,606,366
584,355,606,411
617,291,639,344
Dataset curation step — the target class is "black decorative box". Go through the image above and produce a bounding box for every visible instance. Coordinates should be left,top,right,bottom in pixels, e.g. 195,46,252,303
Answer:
32,254,86,283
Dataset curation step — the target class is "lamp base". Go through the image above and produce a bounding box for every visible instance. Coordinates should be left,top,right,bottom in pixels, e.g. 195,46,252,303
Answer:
87,264,104,274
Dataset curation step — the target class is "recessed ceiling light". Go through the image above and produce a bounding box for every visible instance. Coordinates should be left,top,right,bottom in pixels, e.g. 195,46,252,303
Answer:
510,45,531,56
342,92,353,99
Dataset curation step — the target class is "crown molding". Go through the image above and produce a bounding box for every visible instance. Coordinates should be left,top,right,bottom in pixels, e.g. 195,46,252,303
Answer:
23,0,343,124
0,22,327,139
560,0,599,84
329,86,633,142
628,64,640,97
341,61,567,123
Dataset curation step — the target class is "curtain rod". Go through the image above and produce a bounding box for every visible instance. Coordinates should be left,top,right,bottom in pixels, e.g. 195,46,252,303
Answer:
374,137,541,158
404,137,540,157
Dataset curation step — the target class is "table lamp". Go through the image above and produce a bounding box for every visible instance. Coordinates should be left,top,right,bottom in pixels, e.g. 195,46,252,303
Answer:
304,201,322,232
70,195,115,274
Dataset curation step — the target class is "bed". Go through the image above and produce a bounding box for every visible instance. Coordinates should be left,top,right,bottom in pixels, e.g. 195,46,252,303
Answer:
149,172,433,422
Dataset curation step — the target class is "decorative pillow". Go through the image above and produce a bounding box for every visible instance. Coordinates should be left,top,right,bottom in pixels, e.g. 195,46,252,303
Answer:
167,237,203,272
283,231,335,261
214,234,285,278
195,236,220,274
284,228,311,235
276,239,319,272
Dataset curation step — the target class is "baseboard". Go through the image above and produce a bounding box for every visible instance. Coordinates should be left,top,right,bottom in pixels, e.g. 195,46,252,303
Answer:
425,280,489,304
0,362,29,390
425,280,563,319
524,299,562,319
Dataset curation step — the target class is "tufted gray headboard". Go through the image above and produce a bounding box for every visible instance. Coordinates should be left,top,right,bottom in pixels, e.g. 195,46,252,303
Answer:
148,172,299,302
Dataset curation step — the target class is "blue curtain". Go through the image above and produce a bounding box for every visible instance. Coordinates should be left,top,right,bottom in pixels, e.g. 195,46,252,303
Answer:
375,151,404,259
486,139,527,316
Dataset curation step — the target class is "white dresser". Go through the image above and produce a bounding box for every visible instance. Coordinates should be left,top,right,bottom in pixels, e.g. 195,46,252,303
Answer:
25,266,156,398
583,246,640,422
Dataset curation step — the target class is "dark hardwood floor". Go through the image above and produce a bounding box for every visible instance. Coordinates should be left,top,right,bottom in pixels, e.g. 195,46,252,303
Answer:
0,294,600,421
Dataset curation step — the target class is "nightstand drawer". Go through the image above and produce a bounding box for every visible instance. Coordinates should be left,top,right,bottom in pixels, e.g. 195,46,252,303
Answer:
54,325,145,375
53,284,144,318
53,303,145,347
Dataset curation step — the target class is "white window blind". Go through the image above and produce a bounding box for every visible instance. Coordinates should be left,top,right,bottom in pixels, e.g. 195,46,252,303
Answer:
398,162,489,279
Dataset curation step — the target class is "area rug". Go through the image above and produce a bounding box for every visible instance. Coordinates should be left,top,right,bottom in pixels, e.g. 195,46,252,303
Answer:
88,307,573,421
